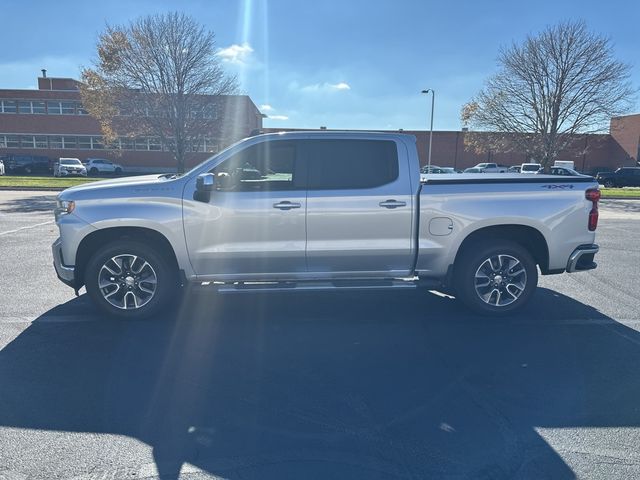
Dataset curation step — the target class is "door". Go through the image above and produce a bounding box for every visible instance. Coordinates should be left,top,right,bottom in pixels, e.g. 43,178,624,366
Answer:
183,140,307,279
304,138,414,277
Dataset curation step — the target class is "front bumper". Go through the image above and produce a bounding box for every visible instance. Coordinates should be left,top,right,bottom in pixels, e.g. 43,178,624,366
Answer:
52,237,75,288
566,244,599,273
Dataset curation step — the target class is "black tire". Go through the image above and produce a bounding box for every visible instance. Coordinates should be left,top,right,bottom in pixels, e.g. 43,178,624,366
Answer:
115,167,122,175
85,240,178,320
90,167,99,175
603,180,615,188
454,240,538,316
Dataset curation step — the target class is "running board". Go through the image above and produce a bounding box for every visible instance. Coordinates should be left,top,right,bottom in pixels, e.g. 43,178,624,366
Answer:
211,279,436,294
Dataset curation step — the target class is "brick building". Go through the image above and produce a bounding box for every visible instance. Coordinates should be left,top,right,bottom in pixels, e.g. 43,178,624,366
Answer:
0,74,263,172
264,115,640,174
1,74,638,174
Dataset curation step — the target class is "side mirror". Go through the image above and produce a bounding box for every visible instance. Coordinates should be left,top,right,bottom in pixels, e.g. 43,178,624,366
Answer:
194,173,215,202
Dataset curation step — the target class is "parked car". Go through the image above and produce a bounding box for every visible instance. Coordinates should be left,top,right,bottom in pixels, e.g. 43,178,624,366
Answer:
84,158,124,176
54,158,88,177
0,158,5,176
53,131,601,320
507,166,521,173
3,154,51,174
420,165,449,174
542,166,582,176
471,163,508,173
521,163,543,174
596,167,640,187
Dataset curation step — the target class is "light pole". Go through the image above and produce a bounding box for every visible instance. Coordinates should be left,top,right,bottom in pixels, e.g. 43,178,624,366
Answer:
421,89,435,172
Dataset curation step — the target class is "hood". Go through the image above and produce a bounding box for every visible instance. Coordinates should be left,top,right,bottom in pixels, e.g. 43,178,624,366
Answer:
58,174,184,200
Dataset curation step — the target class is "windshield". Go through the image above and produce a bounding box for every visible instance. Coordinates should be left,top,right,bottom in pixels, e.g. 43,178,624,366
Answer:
522,164,540,171
60,159,82,165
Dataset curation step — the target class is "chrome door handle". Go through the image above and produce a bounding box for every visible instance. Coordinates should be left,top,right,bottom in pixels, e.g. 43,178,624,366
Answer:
379,199,407,209
273,201,302,210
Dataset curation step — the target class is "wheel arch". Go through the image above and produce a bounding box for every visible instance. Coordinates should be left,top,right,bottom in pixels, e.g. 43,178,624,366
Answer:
75,226,180,289
453,224,550,274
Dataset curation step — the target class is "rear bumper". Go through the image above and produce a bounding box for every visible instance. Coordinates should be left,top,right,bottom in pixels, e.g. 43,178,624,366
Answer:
566,244,599,273
52,237,75,288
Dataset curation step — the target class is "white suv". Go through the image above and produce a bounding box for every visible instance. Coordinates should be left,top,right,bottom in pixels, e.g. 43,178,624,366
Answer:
54,158,87,177
521,163,543,174
84,158,123,175
0,158,5,176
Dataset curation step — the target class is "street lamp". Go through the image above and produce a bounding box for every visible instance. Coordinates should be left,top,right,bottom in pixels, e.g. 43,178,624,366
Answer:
421,89,435,172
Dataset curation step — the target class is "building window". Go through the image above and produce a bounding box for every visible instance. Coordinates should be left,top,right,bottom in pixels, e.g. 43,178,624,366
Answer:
77,137,92,149
63,136,77,149
204,139,218,153
47,101,62,114
5,135,19,148
20,136,35,148
49,136,64,149
148,137,162,151
1,100,17,113
91,137,104,149
119,137,135,150
34,136,48,148
61,102,75,115
135,138,149,151
18,101,32,114
32,101,46,114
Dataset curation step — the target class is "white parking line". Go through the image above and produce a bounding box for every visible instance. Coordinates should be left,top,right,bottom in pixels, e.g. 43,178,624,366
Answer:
0,220,54,236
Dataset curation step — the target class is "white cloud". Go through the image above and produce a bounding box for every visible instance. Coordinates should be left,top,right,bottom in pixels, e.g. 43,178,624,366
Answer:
332,82,351,90
259,104,274,112
299,81,351,93
268,115,289,120
217,43,254,65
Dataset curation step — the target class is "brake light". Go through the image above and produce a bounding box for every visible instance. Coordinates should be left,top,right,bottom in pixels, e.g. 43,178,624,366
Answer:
586,188,600,231
585,189,601,202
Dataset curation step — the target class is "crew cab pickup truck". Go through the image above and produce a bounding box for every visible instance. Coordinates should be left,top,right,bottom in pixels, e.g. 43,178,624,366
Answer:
52,132,600,319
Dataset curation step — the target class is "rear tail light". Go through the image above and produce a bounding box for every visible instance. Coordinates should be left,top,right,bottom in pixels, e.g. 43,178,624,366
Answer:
586,188,600,231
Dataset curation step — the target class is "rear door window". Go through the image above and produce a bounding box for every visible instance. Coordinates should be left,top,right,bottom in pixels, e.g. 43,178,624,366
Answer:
305,139,399,190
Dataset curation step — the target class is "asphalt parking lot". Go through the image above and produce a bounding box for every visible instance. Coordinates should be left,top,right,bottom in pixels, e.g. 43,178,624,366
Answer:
1,190,640,480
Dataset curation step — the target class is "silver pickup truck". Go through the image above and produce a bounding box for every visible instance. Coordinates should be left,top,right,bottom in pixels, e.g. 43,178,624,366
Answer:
52,132,600,319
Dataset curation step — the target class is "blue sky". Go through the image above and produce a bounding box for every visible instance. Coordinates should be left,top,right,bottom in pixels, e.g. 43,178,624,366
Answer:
1,0,638,131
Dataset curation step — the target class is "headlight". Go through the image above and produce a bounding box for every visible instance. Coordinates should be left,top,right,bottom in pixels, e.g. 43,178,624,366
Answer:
55,200,75,216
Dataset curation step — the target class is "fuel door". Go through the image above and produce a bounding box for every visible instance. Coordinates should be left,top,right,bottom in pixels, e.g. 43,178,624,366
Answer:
429,217,454,236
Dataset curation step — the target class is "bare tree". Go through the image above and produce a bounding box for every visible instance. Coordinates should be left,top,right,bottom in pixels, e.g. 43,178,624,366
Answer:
80,12,238,173
461,20,635,167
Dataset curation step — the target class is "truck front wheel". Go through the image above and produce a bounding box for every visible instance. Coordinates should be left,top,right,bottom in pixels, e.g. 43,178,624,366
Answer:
85,240,177,320
454,240,537,316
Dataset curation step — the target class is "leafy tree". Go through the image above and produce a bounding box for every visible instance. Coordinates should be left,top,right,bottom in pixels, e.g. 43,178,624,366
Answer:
81,12,238,173
462,21,635,167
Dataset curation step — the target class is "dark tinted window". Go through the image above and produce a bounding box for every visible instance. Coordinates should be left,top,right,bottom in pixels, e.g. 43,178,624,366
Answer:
213,140,299,191
306,139,398,190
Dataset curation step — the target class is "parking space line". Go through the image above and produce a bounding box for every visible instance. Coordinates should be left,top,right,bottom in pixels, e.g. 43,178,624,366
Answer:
0,220,54,236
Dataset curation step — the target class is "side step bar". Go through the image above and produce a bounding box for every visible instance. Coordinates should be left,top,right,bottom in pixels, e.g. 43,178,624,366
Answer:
208,278,440,294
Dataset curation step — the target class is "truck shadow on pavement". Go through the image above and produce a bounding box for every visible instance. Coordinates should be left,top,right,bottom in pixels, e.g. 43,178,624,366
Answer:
0,194,57,213
1,288,639,479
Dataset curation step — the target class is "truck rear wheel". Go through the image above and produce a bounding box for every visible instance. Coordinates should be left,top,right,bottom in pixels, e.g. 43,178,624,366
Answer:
85,240,177,320
454,240,537,316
